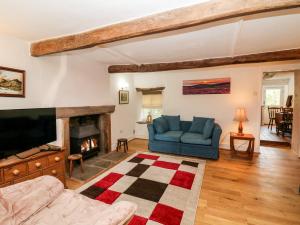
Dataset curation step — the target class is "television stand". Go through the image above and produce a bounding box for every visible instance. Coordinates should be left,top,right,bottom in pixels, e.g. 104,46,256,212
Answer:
0,146,66,188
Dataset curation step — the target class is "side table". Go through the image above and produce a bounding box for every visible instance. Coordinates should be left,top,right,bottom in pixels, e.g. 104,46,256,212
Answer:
230,132,255,160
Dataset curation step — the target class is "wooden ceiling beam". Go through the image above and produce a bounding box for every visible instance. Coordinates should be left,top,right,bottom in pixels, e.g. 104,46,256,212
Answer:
30,0,300,56
108,48,300,73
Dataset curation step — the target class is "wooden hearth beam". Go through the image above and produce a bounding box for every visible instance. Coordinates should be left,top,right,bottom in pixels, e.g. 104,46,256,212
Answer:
108,48,300,73
56,105,115,118
30,0,300,56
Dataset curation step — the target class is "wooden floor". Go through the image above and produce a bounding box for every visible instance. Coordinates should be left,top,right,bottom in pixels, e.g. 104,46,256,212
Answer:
260,125,291,146
67,139,300,225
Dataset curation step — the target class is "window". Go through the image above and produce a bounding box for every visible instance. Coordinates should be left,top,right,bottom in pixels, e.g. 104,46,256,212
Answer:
264,87,284,106
141,94,162,121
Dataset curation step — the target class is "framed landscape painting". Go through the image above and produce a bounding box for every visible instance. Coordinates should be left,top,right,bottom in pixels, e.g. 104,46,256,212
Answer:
0,66,25,97
119,90,129,104
183,77,231,95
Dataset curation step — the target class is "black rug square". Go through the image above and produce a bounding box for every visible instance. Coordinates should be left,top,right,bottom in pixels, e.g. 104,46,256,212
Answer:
128,157,144,163
124,178,168,202
127,164,150,177
182,160,199,168
80,185,105,199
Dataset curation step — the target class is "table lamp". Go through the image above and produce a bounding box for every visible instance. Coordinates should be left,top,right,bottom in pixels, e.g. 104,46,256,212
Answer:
233,108,248,135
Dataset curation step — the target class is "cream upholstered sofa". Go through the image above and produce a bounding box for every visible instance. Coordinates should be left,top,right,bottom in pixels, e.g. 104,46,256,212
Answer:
0,176,137,225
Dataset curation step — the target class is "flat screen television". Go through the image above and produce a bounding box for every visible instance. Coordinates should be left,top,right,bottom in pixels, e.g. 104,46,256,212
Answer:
0,108,56,159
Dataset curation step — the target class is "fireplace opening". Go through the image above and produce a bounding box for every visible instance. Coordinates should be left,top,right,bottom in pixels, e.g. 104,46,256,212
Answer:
70,116,100,159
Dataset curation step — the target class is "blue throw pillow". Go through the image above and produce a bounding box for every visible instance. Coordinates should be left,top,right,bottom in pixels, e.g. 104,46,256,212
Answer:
162,115,180,131
203,118,215,139
153,117,169,134
189,117,207,133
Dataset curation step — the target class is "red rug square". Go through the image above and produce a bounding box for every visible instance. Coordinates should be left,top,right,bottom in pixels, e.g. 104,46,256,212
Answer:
94,172,123,189
128,215,148,225
170,170,195,189
136,153,160,160
153,160,180,170
149,203,183,225
95,189,121,204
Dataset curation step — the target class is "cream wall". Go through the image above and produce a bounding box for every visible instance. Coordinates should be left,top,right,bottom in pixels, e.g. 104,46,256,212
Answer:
110,74,137,149
0,34,136,149
131,61,300,152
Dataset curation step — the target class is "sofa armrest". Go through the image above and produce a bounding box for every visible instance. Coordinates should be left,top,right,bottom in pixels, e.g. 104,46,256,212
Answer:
212,123,222,148
147,124,155,141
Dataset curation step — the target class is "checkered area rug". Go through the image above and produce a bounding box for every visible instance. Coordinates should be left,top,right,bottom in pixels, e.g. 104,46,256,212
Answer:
76,152,205,225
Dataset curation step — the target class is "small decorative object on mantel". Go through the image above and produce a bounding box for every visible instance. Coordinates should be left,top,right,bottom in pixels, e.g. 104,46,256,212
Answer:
183,77,230,95
119,90,129,104
233,108,248,135
0,66,25,97
146,112,153,123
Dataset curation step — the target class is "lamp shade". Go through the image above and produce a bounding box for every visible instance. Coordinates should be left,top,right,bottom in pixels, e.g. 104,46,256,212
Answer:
233,108,248,122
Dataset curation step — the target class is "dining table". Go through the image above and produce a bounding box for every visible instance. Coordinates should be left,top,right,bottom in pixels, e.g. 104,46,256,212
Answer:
275,109,293,136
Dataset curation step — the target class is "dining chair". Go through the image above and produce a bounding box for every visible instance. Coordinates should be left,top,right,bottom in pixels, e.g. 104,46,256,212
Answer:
267,107,281,131
277,112,293,137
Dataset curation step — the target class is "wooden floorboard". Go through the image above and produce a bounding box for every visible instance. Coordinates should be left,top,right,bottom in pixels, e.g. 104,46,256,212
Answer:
67,139,300,225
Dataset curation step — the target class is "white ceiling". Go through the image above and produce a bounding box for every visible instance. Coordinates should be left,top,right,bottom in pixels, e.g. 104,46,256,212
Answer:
1,1,300,65
0,0,209,41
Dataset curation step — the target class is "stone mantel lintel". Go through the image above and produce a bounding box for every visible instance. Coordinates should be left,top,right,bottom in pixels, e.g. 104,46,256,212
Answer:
56,105,115,118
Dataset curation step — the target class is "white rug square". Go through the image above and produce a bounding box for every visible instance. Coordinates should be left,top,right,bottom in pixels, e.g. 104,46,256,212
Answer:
109,175,137,193
178,164,198,174
159,185,191,211
110,161,136,174
117,193,157,218
146,220,162,225
141,158,156,165
140,166,176,184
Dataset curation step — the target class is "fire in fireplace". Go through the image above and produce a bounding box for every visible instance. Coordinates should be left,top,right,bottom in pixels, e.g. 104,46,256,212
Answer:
70,116,100,159
80,136,99,152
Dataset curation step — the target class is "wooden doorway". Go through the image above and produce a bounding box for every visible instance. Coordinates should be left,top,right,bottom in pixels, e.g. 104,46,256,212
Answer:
260,72,294,147
292,71,300,157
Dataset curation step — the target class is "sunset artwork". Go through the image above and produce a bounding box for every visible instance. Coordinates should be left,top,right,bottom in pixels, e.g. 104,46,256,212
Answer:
183,77,231,95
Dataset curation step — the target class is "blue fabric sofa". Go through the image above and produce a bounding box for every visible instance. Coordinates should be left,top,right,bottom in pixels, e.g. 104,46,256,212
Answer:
147,116,222,160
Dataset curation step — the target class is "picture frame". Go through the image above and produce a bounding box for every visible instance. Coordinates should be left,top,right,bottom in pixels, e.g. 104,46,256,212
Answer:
119,90,129,104
183,77,231,95
0,66,25,97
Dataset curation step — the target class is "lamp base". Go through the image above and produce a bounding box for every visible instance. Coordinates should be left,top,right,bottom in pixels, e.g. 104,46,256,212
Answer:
238,121,244,136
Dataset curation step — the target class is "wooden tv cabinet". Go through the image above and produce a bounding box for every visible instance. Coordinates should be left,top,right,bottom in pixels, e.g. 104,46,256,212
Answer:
0,146,66,188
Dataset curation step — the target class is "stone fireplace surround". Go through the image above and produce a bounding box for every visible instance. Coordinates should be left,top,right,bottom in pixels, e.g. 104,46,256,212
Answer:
56,105,115,160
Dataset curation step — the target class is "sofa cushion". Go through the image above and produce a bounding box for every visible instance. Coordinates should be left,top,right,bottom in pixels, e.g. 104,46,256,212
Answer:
203,118,215,139
189,117,208,133
163,115,180,131
181,132,212,145
153,117,169,134
0,176,64,225
155,131,183,142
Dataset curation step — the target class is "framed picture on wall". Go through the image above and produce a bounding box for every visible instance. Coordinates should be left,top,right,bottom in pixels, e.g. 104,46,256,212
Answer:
183,77,231,95
0,66,25,97
119,90,129,104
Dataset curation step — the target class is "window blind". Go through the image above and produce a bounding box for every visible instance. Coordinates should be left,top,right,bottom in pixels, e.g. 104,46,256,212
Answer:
142,94,162,108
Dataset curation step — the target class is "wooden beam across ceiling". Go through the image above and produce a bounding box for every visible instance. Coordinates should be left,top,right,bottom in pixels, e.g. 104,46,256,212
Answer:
108,48,300,73
30,0,300,57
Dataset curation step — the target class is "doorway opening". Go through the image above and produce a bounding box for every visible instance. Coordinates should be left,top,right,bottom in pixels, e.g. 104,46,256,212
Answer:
260,71,294,147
